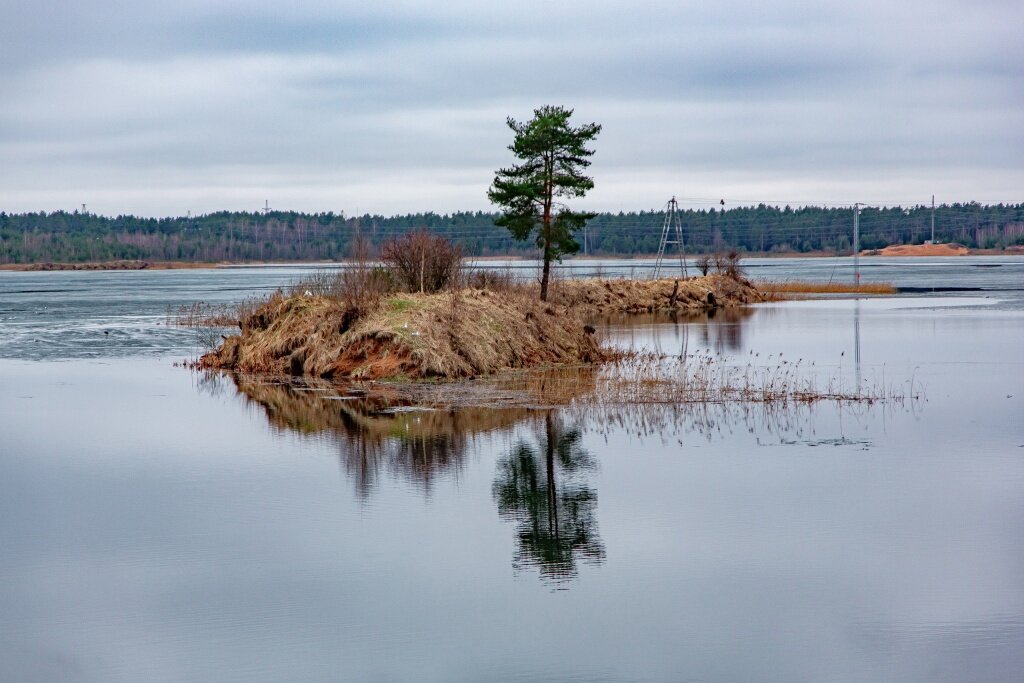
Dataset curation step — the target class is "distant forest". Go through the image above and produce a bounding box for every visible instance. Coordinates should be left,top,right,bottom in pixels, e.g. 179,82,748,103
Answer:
2,203,1023,263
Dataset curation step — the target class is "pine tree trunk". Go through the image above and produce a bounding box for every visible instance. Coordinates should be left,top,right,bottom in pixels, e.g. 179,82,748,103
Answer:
540,166,553,302
540,239,551,301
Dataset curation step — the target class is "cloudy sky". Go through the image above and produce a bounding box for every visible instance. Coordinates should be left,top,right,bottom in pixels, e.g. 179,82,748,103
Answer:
1,0,1021,217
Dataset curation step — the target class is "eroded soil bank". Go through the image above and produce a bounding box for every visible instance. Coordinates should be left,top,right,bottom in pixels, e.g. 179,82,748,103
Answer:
199,275,763,380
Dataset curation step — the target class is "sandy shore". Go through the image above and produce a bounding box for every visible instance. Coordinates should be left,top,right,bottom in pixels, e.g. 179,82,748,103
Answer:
862,243,970,257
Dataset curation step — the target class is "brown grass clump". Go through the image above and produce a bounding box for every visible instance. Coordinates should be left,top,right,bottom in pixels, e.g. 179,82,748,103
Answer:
200,287,606,380
758,281,896,297
550,274,764,315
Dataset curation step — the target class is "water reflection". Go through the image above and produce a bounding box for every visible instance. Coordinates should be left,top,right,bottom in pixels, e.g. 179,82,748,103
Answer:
226,374,530,498
600,307,756,357
221,374,606,583
492,411,605,582
215,366,901,587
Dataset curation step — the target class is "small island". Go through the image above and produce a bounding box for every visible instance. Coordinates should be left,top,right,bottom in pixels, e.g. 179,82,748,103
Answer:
199,272,764,380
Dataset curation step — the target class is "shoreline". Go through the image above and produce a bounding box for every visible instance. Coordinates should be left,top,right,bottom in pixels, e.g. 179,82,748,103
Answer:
0,260,225,271
2,246,1021,272
197,275,765,381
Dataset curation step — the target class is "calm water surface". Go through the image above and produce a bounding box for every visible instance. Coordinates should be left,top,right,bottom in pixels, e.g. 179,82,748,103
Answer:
1,259,1023,681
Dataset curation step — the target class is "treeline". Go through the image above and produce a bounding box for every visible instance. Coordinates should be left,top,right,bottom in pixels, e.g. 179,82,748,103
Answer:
1,203,1022,264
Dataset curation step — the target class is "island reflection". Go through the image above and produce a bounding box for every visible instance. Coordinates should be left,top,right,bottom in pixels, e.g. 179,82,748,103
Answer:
229,373,531,498
218,361,894,583
224,373,605,581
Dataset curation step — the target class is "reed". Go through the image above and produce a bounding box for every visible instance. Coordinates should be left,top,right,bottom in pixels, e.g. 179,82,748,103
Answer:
167,297,264,328
758,280,896,296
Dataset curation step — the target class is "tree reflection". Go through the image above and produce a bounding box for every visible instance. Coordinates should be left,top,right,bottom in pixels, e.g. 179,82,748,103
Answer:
492,411,605,581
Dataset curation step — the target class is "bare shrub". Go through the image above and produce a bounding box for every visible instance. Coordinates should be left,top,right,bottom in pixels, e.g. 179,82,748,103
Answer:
723,250,743,280
695,254,712,276
381,230,463,293
709,250,744,280
282,232,392,336
289,270,340,298
338,230,387,310
465,265,519,292
710,252,726,273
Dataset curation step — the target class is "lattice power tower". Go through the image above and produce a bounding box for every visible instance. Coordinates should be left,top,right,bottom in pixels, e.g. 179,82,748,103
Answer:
652,196,687,279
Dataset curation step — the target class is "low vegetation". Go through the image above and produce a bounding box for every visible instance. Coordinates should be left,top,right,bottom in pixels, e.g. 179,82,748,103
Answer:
190,234,914,410
758,281,897,296
196,233,763,380
550,273,763,315
200,285,607,379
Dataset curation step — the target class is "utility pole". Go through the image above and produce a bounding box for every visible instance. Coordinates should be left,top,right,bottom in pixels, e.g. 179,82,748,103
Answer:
931,194,936,243
653,196,687,279
853,203,862,288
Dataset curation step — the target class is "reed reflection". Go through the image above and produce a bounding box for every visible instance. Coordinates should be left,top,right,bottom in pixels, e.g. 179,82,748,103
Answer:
602,307,756,357
492,411,605,582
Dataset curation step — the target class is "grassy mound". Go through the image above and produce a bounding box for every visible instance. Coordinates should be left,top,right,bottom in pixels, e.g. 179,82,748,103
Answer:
550,274,764,315
201,288,606,380
199,275,763,381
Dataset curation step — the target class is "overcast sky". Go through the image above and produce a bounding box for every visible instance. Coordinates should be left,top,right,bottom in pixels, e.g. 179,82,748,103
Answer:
1,0,1021,217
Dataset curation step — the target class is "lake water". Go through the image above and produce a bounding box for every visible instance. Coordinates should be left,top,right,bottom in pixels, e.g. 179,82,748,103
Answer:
2,258,1023,682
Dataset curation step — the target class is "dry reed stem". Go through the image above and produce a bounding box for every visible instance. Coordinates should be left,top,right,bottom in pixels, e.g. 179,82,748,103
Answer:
167,297,265,328
758,280,897,296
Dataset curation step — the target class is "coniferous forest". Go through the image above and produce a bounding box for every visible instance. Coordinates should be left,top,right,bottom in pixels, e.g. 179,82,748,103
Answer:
1,203,1022,264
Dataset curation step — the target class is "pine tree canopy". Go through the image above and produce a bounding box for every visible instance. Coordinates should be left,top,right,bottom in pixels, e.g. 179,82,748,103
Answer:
487,105,601,300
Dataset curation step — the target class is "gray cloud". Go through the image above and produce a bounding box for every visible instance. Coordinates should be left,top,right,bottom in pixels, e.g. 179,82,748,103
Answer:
0,0,1022,216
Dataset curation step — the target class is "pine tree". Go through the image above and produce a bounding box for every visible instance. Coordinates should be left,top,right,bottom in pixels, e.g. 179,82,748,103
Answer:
488,106,601,301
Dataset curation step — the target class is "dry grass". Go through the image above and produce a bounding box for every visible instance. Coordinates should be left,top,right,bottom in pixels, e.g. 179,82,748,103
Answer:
407,351,917,409
200,287,606,380
195,273,775,381
167,297,265,328
203,343,919,415
197,274,765,381
758,280,896,296
591,351,914,406
549,274,764,315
